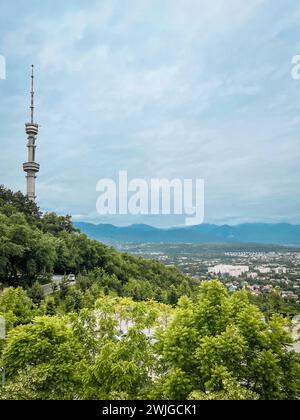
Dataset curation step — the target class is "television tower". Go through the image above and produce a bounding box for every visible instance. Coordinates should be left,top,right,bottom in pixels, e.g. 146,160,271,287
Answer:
23,65,40,201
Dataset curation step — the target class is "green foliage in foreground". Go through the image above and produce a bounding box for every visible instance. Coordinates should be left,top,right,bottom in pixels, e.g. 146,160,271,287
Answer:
0,281,299,400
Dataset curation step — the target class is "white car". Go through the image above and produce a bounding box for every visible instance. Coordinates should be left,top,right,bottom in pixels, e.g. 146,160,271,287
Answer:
67,274,76,282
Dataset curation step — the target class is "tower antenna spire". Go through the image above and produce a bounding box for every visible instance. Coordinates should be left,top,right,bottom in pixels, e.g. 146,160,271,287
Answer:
30,64,35,124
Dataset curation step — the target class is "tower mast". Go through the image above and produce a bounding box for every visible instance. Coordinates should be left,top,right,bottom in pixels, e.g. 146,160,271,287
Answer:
30,64,34,124
23,65,40,201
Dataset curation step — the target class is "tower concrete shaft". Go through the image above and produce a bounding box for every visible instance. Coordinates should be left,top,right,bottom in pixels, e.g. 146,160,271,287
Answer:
23,65,39,202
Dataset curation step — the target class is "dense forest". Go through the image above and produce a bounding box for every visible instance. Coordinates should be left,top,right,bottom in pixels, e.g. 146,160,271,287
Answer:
0,186,299,400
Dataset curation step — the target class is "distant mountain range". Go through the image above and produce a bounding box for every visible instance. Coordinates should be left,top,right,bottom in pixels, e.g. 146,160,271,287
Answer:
74,222,300,246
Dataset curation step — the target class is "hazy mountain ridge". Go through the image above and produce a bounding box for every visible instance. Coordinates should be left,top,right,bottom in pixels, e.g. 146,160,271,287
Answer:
74,222,300,246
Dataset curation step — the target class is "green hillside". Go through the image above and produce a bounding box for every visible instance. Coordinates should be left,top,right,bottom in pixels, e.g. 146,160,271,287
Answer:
0,186,196,304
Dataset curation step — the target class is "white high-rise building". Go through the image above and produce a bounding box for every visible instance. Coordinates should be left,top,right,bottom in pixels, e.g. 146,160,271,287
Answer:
208,264,249,277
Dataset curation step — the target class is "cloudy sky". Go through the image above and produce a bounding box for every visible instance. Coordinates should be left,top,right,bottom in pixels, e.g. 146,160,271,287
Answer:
0,0,300,227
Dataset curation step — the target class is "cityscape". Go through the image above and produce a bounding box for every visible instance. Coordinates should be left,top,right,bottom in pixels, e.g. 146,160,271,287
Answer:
119,243,300,300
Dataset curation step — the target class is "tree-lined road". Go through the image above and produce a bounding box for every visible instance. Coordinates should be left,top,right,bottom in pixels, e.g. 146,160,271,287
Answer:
41,275,64,295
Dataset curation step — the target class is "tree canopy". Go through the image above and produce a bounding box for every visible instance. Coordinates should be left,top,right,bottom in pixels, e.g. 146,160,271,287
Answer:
0,281,299,400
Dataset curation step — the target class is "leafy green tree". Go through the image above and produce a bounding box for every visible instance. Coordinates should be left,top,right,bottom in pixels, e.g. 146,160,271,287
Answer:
132,301,159,333
99,272,122,295
59,277,69,300
83,282,103,308
158,303,174,329
150,368,193,400
69,309,99,361
94,296,118,341
44,297,57,316
0,369,40,400
252,290,300,319
115,297,134,332
123,278,154,301
167,285,179,305
0,287,34,331
85,328,154,399
155,281,300,400
40,212,77,235
65,288,84,313
27,281,44,305
155,295,199,386
0,212,56,284
0,185,41,224
2,316,86,400
188,377,259,400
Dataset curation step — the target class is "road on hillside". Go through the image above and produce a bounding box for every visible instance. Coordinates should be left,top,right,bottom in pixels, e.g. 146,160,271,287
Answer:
41,275,64,295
